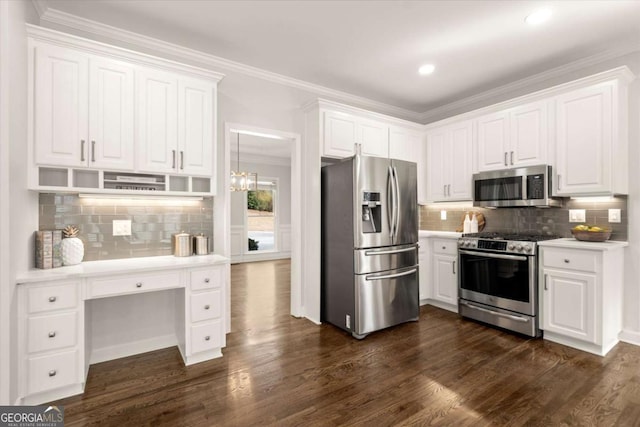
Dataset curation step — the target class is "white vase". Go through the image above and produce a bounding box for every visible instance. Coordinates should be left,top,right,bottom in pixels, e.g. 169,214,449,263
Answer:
61,237,84,265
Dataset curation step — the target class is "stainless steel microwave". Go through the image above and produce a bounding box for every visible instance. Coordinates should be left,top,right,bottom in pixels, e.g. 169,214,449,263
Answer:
472,165,561,208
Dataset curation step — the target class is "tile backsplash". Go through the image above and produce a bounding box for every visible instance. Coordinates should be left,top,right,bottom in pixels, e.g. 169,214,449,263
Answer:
39,194,214,261
419,197,628,241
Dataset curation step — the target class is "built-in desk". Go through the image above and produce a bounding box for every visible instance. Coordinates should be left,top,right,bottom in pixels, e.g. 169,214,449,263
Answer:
16,255,229,405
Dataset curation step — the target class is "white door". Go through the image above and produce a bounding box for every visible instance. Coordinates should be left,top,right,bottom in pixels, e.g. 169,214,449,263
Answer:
358,119,389,158
448,121,473,200
554,84,612,195
476,111,509,172
88,58,134,171
322,110,357,158
34,45,89,167
426,128,447,201
509,101,548,168
137,69,178,173
178,77,214,176
432,254,457,306
541,269,597,344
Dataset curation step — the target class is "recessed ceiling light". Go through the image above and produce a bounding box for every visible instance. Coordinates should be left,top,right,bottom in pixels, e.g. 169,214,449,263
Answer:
525,8,552,25
418,64,435,76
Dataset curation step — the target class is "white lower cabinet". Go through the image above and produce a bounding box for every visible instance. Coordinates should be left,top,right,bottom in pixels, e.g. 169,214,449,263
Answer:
419,234,460,312
17,259,228,404
539,241,626,356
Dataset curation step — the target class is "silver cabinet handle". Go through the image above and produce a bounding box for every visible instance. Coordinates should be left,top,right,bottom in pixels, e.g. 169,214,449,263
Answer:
443,184,446,197
544,274,548,290
510,151,514,165
504,152,508,166
136,282,143,288
448,184,451,196
204,336,210,341
180,151,184,170
91,140,96,162
80,140,85,162
48,370,57,377
557,174,561,191
452,260,456,275
204,278,210,283
48,296,57,303
172,150,176,169
48,331,56,338
204,305,210,310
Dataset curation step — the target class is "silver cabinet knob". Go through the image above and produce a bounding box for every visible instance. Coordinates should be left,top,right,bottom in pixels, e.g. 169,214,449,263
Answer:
204,336,210,341
204,278,210,283
204,305,210,310
48,370,57,377
48,331,56,338
136,282,143,288
442,246,446,250
48,296,57,302
564,259,570,263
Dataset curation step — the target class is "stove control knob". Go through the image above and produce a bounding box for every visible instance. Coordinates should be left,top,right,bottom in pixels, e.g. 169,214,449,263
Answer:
516,244,523,252
523,245,532,253
508,244,515,251
458,240,465,247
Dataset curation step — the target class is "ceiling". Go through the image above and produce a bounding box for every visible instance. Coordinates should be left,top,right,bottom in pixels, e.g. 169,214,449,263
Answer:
36,1,640,116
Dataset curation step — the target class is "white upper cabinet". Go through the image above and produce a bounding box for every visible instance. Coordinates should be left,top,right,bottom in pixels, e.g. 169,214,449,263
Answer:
476,101,548,172
34,45,89,168
178,78,214,176
426,120,473,202
358,118,388,158
554,80,627,196
322,110,389,158
389,126,426,203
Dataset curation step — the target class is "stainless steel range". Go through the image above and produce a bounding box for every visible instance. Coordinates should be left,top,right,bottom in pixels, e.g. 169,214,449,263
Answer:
457,232,559,337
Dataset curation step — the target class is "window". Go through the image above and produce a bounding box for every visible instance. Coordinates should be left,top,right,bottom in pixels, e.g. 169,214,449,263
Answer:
246,179,277,253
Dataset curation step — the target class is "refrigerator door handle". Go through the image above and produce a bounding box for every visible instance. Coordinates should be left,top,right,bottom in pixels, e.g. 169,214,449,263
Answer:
393,165,400,240
387,165,396,239
365,268,417,281
364,247,416,256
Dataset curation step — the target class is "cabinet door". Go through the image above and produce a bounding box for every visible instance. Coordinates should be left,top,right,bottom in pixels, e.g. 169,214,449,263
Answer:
554,84,612,195
137,69,178,173
178,77,214,176
389,126,420,162
322,110,357,158
541,269,597,344
88,58,134,170
509,101,548,167
34,45,89,167
476,111,509,172
418,237,429,301
358,119,389,158
432,254,457,306
448,121,473,200
426,128,447,202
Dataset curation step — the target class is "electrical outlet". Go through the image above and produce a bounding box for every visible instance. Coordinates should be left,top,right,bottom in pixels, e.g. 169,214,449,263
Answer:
113,220,131,236
569,209,586,223
608,209,621,223
440,210,447,220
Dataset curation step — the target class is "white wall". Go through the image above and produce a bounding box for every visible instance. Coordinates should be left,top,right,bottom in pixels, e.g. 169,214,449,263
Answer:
1,0,39,405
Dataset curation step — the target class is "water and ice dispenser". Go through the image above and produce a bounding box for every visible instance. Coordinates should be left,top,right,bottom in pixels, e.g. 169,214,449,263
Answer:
361,191,381,233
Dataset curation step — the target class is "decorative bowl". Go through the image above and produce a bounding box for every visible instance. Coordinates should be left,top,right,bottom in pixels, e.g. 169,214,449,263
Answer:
571,229,612,242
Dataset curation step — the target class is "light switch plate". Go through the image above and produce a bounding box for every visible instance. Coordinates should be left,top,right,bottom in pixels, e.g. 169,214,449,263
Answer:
113,220,131,236
569,209,586,223
440,210,447,220
608,209,621,223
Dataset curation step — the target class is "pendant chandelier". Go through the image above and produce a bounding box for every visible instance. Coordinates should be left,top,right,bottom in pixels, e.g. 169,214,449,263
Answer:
230,132,258,192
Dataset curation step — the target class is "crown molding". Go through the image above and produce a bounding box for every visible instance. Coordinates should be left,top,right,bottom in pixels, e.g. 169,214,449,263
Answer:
420,42,640,124
38,7,423,123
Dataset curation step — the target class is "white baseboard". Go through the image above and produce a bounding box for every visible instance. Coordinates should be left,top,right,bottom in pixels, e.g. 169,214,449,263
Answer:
89,334,177,364
619,329,640,347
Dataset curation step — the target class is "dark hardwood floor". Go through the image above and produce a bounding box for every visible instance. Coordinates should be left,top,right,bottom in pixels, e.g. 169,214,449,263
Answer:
53,259,640,426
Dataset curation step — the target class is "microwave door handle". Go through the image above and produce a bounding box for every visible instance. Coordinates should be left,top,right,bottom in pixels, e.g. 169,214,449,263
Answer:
522,175,527,201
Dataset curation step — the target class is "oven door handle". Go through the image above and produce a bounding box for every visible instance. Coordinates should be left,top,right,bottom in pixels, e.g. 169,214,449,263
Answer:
458,250,528,262
460,301,530,323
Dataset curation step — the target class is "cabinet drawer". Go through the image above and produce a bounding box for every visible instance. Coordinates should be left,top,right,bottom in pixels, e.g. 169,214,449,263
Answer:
28,312,78,353
190,320,222,354
27,282,79,314
190,290,222,323
542,248,598,273
432,238,458,255
87,270,181,299
190,267,223,291
27,350,79,395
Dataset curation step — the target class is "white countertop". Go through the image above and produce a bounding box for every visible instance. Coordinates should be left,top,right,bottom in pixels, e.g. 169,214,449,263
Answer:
17,254,229,284
538,238,628,251
419,230,462,239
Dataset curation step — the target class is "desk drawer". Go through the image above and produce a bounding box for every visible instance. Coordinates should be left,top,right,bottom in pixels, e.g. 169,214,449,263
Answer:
542,248,598,273
28,311,78,353
190,320,222,354
433,238,457,255
27,282,79,314
190,290,222,323
190,267,223,291
27,350,79,395
87,271,181,299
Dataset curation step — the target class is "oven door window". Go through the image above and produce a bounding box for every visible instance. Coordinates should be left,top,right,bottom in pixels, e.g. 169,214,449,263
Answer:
459,252,530,302
474,176,522,201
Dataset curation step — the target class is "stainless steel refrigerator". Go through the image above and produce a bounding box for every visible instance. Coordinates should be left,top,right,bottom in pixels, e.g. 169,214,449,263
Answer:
321,155,419,339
